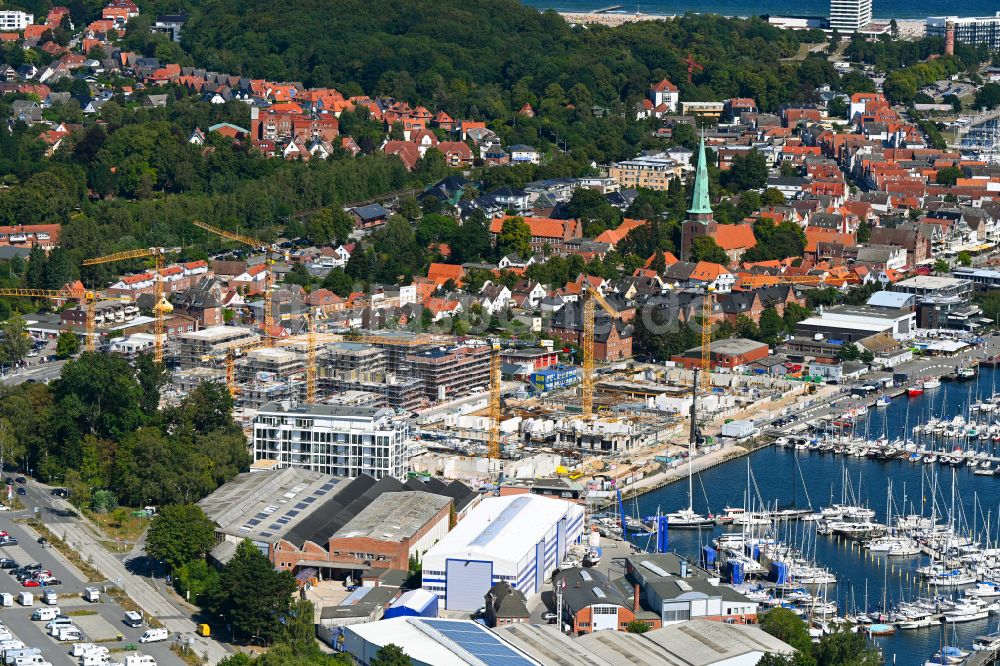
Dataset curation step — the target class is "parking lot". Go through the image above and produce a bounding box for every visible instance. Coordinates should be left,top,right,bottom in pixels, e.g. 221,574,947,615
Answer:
0,517,186,666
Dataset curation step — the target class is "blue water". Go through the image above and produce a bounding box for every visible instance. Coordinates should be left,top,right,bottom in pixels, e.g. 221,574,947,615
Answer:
524,0,995,20
628,368,1000,666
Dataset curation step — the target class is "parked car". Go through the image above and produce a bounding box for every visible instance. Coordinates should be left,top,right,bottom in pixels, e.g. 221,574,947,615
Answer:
0,559,17,569
0,537,19,546
21,579,40,587
14,477,25,484
15,488,25,496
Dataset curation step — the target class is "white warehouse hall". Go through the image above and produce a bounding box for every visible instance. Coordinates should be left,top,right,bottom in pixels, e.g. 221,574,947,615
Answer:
421,494,585,611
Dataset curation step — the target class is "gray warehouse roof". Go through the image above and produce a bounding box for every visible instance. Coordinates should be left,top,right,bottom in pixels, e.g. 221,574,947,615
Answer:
332,491,450,543
575,620,795,666
198,468,339,543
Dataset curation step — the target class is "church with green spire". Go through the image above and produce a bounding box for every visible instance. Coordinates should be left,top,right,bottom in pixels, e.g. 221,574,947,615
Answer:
681,135,715,261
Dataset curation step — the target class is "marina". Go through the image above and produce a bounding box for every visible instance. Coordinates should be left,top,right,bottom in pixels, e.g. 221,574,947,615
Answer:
624,366,1000,666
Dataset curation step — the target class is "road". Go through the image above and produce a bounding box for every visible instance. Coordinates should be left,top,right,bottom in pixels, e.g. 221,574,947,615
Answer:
0,509,186,666
1,360,66,386
19,481,230,665
770,337,1000,430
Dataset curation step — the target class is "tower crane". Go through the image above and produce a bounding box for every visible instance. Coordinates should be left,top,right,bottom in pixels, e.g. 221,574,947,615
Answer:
738,274,825,289
191,221,279,346
0,287,89,348
82,247,180,365
699,286,714,395
488,341,501,460
581,285,621,418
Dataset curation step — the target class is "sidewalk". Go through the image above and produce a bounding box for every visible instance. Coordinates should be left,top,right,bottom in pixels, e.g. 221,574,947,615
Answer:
47,497,230,665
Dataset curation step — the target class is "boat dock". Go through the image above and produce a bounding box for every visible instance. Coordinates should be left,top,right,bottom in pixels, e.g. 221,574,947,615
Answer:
591,4,624,12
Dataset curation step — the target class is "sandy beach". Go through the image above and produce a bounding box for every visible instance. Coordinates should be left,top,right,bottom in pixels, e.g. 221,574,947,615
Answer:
559,10,926,38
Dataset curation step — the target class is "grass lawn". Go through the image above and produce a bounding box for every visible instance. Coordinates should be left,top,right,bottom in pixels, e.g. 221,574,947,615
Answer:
85,509,151,544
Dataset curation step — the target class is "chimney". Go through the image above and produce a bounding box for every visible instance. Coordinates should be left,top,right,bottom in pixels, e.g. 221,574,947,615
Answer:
945,21,955,57
633,584,641,613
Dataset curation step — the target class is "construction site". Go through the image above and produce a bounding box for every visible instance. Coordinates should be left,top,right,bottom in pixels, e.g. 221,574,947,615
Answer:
160,280,810,498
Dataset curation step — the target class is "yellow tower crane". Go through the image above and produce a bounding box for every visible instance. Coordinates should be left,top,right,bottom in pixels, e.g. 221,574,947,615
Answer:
0,287,90,348
82,247,179,365
488,341,502,460
738,274,825,289
581,285,621,418
700,286,715,395
191,221,279,346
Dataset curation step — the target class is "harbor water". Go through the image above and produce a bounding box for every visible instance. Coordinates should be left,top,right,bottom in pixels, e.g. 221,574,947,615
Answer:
629,367,1000,666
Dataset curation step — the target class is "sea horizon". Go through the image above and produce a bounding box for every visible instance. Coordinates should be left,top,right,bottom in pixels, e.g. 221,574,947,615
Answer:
522,0,997,21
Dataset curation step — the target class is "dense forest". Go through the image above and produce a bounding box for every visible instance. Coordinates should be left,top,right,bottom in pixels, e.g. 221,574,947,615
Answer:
0,352,249,506
0,0,981,295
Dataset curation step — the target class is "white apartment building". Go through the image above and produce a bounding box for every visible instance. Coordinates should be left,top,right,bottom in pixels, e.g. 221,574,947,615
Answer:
928,14,1000,50
252,402,409,480
0,11,33,31
829,0,871,32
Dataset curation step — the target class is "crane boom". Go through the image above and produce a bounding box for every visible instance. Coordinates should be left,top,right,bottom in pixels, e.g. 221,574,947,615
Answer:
739,275,825,289
581,285,621,418
83,247,179,364
191,221,277,346
700,288,713,395
488,342,502,460
191,220,273,252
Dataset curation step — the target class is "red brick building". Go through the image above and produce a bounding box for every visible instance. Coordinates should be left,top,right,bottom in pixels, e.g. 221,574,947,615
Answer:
671,337,769,370
271,491,452,575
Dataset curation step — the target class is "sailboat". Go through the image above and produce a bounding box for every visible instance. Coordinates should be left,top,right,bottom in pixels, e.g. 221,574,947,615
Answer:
666,368,715,529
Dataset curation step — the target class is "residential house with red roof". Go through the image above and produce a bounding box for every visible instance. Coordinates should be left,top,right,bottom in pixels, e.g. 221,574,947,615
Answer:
489,216,583,255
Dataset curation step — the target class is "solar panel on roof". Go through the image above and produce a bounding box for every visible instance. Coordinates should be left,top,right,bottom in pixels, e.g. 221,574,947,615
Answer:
303,496,316,504
294,502,308,510
418,619,536,666
246,518,261,526
259,532,272,538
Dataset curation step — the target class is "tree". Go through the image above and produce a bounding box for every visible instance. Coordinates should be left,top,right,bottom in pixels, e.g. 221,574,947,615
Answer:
90,489,117,514
838,343,861,362
55,331,80,359
957,250,972,267
759,607,813,654
934,259,951,274
762,188,786,205
759,306,784,344
625,620,651,633
0,312,30,365
304,207,353,246
497,217,532,259
146,504,217,570
975,83,1000,110
814,629,881,666
722,149,768,192
690,236,728,265
450,213,491,264
321,268,354,297
935,166,963,186
207,540,296,644
370,644,412,666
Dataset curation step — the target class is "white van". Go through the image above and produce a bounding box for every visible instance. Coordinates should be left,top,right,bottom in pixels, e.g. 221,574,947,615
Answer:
79,654,108,666
3,650,40,666
55,626,82,642
46,618,73,635
71,644,100,658
138,628,168,644
41,590,57,605
124,656,156,666
31,607,59,621
0,594,13,607
0,641,23,653
16,593,31,607
83,588,100,603
12,656,45,666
